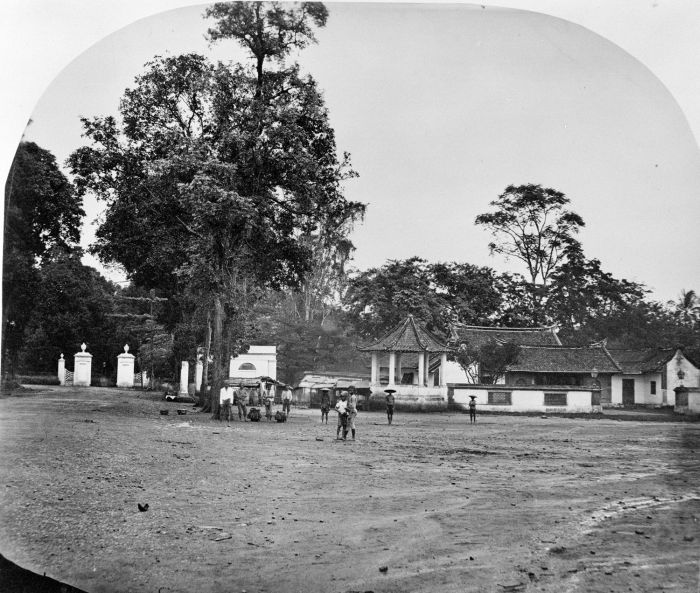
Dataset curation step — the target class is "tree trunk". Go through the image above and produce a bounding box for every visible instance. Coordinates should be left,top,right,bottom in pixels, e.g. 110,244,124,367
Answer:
198,312,212,406
208,295,224,419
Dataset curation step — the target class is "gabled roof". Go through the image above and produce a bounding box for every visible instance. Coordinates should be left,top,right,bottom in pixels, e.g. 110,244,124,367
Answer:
452,324,562,348
506,344,621,374
608,348,681,374
359,315,451,353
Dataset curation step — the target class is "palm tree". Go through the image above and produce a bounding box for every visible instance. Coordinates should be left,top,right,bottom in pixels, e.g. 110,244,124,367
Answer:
671,289,699,327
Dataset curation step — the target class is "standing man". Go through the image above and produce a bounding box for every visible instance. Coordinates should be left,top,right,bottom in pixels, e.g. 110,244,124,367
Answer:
282,384,293,418
320,388,331,424
347,387,358,440
219,383,233,423
335,392,349,440
384,389,396,425
237,385,249,421
468,395,477,424
263,384,273,421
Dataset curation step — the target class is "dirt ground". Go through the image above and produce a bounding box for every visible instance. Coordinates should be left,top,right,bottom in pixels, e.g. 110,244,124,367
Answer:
0,386,698,593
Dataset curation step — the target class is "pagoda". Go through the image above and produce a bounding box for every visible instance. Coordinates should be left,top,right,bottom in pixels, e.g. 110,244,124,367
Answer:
359,315,452,399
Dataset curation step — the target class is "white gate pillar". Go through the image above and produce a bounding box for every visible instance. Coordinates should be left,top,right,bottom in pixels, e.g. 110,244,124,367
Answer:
73,343,92,387
371,353,379,385
388,352,396,386
117,345,135,388
58,354,66,385
195,359,203,391
179,361,189,394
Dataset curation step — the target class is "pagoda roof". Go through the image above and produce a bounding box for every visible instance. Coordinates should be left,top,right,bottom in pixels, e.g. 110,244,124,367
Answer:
359,315,451,353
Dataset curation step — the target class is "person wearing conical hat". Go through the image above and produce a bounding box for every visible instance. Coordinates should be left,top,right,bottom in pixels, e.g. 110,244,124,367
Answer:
320,388,331,424
384,388,396,425
468,395,477,424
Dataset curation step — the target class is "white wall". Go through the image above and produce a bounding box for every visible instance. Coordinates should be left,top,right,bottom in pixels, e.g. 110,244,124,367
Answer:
229,345,277,380
441,360,475,384
688,391,700,413
664,350,700,406
451,385,596,413
610,374,663,406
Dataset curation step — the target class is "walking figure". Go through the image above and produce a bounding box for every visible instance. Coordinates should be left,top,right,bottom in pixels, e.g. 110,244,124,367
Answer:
469,395,477,424
384,389,396,425
320,388,331,424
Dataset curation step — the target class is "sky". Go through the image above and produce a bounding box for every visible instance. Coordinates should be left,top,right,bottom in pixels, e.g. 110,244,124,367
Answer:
2,0,699,303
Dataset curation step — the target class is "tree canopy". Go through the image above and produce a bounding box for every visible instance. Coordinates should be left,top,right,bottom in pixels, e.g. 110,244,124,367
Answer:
343,257,501,339
475,183,584,323
3,141,85,376
4,141,84,260
69,2,363,414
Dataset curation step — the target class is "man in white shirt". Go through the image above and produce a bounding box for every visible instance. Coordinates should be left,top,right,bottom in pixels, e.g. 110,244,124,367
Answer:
282,385,293,417
335,392,349,440
219,383,233,422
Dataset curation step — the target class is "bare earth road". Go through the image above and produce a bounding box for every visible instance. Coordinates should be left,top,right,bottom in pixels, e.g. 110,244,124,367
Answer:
0,387,698,593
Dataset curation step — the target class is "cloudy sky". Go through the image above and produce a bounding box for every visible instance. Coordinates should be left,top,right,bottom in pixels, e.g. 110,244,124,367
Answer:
2,1,699,302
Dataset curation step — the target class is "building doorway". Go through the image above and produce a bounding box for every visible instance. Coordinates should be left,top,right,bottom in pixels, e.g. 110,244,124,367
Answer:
622,379,635,406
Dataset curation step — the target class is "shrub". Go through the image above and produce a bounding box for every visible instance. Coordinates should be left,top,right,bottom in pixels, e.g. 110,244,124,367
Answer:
16,374,60,386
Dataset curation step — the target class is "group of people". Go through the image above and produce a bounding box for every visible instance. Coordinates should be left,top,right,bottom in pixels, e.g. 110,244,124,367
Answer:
329,388,359,440
318,387,402,440
219,382,294,422
322,388,476,431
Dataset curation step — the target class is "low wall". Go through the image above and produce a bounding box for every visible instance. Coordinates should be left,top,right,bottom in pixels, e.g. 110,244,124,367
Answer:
448,384,599,414
674,388,700,415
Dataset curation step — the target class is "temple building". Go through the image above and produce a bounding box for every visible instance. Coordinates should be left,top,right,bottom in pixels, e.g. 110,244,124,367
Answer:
358,315,452,408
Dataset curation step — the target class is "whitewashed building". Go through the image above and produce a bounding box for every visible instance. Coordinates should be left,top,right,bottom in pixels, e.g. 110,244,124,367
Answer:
229,345,277,381
607,348,700,407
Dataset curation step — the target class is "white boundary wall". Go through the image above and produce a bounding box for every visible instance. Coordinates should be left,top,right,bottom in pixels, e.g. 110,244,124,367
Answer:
449,384,598,413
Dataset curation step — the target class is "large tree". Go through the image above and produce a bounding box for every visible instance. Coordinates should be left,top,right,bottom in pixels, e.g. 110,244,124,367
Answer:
3,142,85,376
475,183,584,321
69,3,363,416
545,245,649,344
18,250,119,375
205,1,328,90
344,257,500,339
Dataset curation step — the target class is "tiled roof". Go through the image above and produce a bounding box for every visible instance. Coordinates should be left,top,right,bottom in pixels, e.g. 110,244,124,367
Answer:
451,325,562,348
506,344,621,374
607,348,677,374
359,315,451,353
